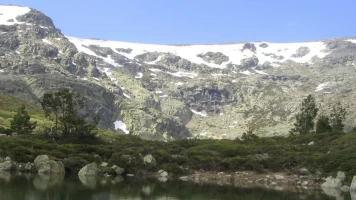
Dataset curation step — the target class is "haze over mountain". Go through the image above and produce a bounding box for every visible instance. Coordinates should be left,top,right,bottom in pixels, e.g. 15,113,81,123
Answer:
0,5,356,140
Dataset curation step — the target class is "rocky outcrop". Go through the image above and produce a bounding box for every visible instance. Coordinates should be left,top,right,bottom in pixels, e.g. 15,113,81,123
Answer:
292,46,310,58
197,52,229,65
321,172,345,189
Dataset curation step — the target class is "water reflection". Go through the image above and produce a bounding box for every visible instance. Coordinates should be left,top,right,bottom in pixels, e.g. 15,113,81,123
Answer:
0,172,349,200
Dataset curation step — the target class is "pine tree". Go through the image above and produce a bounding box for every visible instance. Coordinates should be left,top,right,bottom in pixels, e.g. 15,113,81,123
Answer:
330,102,347,132
290,95,319,134
316,115,332,133
10,105,37,135
40,88,99,138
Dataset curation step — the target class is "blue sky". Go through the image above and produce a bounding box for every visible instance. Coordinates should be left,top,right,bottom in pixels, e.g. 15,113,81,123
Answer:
2,0,356,44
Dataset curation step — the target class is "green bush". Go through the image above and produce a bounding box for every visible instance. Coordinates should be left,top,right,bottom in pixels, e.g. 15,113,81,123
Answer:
63,157,89,174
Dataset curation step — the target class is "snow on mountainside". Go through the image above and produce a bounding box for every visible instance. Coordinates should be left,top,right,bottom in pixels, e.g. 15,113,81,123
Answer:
67,36,330,69
1,4,356,140
0,5,31,25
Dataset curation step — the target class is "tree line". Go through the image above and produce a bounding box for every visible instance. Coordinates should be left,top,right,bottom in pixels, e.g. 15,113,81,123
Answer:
290,94,348,134
2,88,99,139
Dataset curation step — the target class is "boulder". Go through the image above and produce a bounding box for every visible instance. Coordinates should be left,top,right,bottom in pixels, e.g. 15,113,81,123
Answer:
336,171,346,181
350,176,356,191
114,167,125,175
5,156,11,161
0,161,14,171
341,185,350,192
37,160,65,174
78,163,98,177
143,154,157,166
321,176,343,189
299,168,309,176
24,162,33,172
158,169,168,177
100,162,108,167
34,155,49,169
274,175,285,180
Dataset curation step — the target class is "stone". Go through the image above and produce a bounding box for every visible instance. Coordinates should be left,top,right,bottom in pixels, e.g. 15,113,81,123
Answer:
24,162,33,172
34,155,49,169
341,185,350,192
78,163,98,177
308,141,315,146
0,161,14,171
158,169,168,177
114,166,125,175
321,176,343,189
5,156,11,161
143,154,156,166
336,171,346,181
350,176,356,191
100,162,108,167
274,175,285,180
37,160,65,174
299,168,309,175
126,174,134,177
302,181,308,186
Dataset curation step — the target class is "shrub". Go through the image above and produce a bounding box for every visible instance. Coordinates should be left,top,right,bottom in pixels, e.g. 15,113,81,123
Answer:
63,157,89,174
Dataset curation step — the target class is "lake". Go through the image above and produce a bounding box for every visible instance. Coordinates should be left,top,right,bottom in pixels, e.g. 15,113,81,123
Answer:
0,172,352,200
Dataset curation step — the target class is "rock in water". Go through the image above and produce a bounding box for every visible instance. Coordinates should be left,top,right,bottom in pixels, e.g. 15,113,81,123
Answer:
336,171,346,181
143,154,157,166
350,176,356,191
158,169,168,177
321,176,343,189
34,155,49,169
0,161,14,171
37,160,65,174
78,163,98,177
114,167,125,175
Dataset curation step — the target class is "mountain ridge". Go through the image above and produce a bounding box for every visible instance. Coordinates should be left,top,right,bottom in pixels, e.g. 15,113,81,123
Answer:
1,5,356,140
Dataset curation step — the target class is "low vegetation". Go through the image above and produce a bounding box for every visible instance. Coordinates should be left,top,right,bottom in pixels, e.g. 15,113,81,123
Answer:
0,90,356,184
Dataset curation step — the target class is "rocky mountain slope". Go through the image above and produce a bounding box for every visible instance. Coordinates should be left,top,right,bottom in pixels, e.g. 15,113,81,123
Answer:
1,5,356,140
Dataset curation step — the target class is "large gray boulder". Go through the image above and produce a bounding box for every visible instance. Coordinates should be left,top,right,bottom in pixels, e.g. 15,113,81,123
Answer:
78,163,98,177
350,176,356,191
37,160,65,174
114,166,125,175
0,161,14,171
321,176,343,189
34,155,65,174
34,155,49,169
143,154,157,166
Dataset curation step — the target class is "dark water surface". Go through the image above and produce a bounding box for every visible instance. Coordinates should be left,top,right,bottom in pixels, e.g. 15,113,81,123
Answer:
0,172,351,200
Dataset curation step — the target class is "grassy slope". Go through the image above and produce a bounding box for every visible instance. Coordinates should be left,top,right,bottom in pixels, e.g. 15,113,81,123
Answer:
0,92,52,128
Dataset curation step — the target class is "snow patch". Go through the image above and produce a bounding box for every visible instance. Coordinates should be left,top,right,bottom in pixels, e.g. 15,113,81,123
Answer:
240,70,252,76
315,82,329,92
149,68,163,72
42,39,52,45
114,120,129,134
191,109,207,117
211,73,225,77
254,70,267,75
155,91,163,94
175,82,184,86
93,77,100,81
67,36,330,69
0,69,4,73
123,93,131,99
159,95,168,98
0,5,31,26
346,39,356,44
168,71,198,79
135,72,143,79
